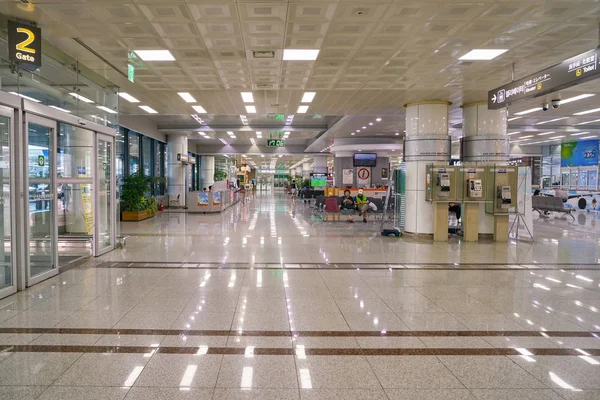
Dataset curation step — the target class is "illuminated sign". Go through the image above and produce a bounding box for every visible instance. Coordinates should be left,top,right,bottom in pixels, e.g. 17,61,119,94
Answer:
8,20,42,68
267,139,285,147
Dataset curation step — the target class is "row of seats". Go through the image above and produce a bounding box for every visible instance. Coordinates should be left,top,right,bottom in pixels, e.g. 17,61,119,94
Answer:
314,195,386,214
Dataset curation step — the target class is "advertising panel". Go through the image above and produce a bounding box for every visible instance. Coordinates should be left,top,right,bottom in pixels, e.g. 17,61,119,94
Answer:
561,140,599,167
197,192,209,206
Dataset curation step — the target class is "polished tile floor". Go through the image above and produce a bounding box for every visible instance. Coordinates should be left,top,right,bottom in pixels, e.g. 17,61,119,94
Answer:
0,193,599,399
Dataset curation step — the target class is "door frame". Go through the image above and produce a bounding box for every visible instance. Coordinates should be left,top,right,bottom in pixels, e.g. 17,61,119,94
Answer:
95,133,116,255
24,114,59,287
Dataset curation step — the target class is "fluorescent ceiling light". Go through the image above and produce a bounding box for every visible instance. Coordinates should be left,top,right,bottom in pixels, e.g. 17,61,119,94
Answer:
133,50,175,61
515,107,542,115
241,92,254,103
118,93,140,103
219,138,228,145
245,105,256,113
297,105,309,114
139,105,158,114
227,131,234,135
256,132,262,137
9,92,41,103
376,118,382,122
507,131,521,136
580,135,598,139
283,49,320,61
250,138,256,145
178,92,196,103
574,108,600,115
520,135,534,139
537,131,555,136
192,105,207,113
508,117,522,121
561,94,595,104
301,92,316,103
97,105,117,114
570,132,590,136
49,105,71,113
576,118,600,125
459,49,508,60
536,117,567,125
69,92,94,103
549,136,565,139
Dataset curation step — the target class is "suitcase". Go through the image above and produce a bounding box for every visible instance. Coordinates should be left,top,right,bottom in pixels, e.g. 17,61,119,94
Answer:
325,197,339,212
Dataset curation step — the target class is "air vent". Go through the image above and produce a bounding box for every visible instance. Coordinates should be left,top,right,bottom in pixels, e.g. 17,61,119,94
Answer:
256,83,275,89
252,50,275,59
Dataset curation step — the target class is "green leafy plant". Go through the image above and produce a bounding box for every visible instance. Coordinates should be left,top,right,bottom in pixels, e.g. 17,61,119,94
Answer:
121,174,161,213
214,168,228,182
302,178,310,188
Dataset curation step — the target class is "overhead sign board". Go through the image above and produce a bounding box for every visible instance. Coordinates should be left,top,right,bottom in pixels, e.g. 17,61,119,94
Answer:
8,20,42,68
488,47,600,109
267,139,285,147
561,140,599,167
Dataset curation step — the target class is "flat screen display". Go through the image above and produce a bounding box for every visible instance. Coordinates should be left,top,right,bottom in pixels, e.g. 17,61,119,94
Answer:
310,172,327,187
354,153,377,167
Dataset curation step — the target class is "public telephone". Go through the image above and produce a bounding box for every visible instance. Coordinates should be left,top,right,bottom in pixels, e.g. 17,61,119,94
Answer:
437,173,451,196
467,179,482,198
497,185,512,209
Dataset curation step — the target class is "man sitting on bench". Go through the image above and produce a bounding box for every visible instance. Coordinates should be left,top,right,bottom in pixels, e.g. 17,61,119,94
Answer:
355,189,369,223
341,189,355,223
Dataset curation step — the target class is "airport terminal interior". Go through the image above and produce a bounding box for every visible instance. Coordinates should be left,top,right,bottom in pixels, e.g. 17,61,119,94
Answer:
1,1,600,399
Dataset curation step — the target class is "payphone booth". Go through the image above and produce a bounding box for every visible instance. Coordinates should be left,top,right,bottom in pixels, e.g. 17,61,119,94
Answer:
0,91,117,296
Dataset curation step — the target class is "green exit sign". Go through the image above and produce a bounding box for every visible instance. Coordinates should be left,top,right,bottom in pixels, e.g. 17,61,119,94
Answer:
268,114,285,121
267,139,285,147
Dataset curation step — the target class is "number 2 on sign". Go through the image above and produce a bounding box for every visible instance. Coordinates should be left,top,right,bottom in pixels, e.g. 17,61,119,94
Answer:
16,28,36,53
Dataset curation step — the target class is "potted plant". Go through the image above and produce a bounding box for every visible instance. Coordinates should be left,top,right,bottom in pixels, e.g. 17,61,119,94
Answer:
121,174,160,221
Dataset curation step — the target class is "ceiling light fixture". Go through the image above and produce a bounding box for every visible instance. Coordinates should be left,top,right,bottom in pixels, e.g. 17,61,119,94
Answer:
395,132,400,136
561,94,595,104
549,136,565,140
283,49,320,61
369,122,373,126
219,138,228,145
376,118,382,122
69,93,94,103
250,138,256,145
97,105,117,114
297,105,309,114
535,117,568,125
570,132,590,136
178,92,196,103
515,107,542,116
139,105,158,114
241,92,254,103
537,131,555,136
507,117,522,122
519,135,534,139
459,49,508,60
133,50,175,61
301,92,316,103
507,131,521,136
191,114,203,124
49,105,71,113
245,105,257,113
118,93,140,103
9,92,41,103
574,107,600,116
576,118,600,125
580,135,598,139
192,105,207,113
362,126,367,129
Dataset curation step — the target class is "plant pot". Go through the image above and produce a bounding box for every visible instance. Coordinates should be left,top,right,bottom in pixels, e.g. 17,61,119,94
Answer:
122,210,155,221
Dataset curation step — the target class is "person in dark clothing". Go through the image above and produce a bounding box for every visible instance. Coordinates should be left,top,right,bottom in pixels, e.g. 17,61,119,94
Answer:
341,189,355,223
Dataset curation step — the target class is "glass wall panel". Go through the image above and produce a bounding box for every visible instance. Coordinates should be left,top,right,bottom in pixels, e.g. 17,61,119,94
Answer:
128,131,140,175
0,115,11,291
116,128,125,188
57,124,93,179
156,142,165,195
97,137,112,251
142,136,152,177
57,183,93,236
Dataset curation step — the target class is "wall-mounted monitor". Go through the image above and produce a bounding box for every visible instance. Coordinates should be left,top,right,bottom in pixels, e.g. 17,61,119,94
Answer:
354,153,377,167
310,172,327,187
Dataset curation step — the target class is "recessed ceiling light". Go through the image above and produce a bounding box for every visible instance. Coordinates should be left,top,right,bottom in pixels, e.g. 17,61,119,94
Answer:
362,126,367,129
297,105,309,113
574,108,600,116
283,49,320,61
351,133,355,135
10,92,41,103
369,122,373,126
519,135,534,139
250,138,256,145
241,92,254,103
178,92,196,103
535,117,568,125
256,131,262,137
49,105,71,113
515,107,542,116
139,105,158,114
133,50,175,61
301,92,316,103
376,118,382,122
69,93,94,103
118,93,140,103
507,131,521,135
580,135,598,139
97,105,117,114
570,132,590,136
507,117,522,121
219,138,228,145
395,132,400,136
537,131,555,136
549,136,565,139
245,105,256,113
459,49,508,60
192,105,207,113
561,94,595,104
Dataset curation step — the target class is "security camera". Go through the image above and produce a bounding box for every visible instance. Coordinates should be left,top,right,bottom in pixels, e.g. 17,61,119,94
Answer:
542,102,550,111
551,99,561,109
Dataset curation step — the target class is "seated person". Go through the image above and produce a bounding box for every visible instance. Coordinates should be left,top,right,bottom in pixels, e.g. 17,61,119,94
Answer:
355,189,369,223
341,189,355,223
449,202,461,222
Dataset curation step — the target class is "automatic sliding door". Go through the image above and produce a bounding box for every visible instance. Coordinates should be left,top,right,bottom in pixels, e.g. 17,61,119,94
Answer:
96,134,114,254
0,109,14,299
27,117,58,284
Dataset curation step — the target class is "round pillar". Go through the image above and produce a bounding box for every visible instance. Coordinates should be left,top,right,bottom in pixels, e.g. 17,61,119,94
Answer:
302,162,311,179
403,101,452,235
167,135,188,207
462,102,509,235
200,155,215,189
312,155,328,174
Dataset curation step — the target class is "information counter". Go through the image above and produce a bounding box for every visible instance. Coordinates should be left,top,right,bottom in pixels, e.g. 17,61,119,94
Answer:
186,190,241,213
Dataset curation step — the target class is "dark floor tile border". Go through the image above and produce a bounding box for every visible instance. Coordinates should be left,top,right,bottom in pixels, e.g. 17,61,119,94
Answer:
0,327,598,338
0,344,599,356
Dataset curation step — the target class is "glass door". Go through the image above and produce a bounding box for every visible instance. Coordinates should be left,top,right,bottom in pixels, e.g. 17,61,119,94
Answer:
26,115,58,285
0,107,14,299
96,134,115,255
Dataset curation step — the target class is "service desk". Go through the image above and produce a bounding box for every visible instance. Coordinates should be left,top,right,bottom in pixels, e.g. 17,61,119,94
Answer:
186,190,240,213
